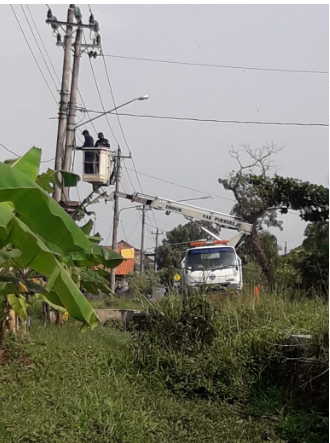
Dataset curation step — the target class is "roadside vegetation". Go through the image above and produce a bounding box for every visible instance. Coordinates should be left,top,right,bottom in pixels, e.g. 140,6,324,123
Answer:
0,292,328,443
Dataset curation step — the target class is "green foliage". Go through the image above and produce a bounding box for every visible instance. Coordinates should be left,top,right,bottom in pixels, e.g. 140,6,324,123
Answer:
130,293,328,442
0,148,124,330
248,175,329,223
0,323,285,443
0,294,328,442
127,269,160,296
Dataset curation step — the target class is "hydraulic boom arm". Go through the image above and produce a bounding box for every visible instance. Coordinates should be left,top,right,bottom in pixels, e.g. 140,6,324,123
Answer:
112,191,253,235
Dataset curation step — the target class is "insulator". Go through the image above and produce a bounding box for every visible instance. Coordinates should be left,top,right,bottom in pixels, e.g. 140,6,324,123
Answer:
93,20,100,33
51,16,59,32
88,51,94,58
47,9,52,20
89,13,94,25
57,33,62,44
93,51,97,59
74,6,82,21
96,34,101,46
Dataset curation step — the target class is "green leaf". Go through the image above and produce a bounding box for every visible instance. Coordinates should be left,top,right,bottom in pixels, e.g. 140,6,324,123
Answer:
0,248,21,265
81,219,94,235
0,208,98,328
11,147,41,181
0,163,92,253
8,294,30,321
59,170,80,187
35,293,66,314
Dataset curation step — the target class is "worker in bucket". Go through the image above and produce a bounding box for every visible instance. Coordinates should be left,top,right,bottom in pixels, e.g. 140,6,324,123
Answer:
95,132,110,148
81,129,94,147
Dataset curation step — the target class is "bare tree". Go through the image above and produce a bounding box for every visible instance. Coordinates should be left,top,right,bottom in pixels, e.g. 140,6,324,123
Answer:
219,142,284,288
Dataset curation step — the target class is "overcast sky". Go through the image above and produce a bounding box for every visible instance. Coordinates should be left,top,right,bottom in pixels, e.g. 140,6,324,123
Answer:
1,4,328,253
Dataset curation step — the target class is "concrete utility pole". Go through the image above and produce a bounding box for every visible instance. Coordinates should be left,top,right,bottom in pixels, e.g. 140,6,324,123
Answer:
53,6,74,202
62,27,82,201
47,6,100,202
140,204,146,273
110,147,122,293
284,241,288,256
152,228,161,271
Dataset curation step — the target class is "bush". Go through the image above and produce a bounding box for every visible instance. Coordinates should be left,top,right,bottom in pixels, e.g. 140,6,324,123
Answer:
130,293,329,441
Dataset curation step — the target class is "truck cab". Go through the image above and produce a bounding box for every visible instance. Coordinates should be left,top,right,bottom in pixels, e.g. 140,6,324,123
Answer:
180,240,243,293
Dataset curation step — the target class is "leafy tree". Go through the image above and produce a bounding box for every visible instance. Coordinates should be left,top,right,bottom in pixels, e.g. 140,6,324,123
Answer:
218,144,284,288
248,176,329,223
219,143,329,289
296,222,329,294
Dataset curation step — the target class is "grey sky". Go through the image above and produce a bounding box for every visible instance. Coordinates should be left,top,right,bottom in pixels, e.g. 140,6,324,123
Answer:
1,4,328,253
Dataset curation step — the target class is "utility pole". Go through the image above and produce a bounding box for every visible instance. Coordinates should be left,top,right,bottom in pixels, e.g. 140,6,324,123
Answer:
284,241,288,256
53,5,74,202
151,228,161,271
47,6,101,202
140,204,146,273
62,27,82,201
110,147,122,293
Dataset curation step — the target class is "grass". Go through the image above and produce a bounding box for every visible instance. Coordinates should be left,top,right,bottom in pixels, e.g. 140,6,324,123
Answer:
0,292,328,442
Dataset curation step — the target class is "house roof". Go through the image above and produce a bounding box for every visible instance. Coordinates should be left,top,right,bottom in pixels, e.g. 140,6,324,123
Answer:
105,243,136,276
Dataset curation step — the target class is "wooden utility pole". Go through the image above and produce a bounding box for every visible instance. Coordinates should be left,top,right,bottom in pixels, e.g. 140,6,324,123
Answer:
110,147,122,293
53,5,74,202
62,27,82,201
140,204,146,273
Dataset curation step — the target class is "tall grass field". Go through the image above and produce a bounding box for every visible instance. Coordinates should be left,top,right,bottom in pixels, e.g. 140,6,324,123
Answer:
0,292,328,442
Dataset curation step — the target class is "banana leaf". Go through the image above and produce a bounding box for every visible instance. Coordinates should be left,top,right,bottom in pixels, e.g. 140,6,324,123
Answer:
0,204,98,328
0,164,91,253
7,294,30,321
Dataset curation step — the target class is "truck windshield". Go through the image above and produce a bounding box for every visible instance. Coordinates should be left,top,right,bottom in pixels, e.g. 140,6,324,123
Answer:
187,247,236,271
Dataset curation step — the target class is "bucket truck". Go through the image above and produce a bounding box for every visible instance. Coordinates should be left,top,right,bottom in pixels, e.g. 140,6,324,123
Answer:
107,191,253,293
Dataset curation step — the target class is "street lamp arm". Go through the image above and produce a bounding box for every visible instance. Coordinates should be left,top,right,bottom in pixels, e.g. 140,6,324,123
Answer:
75,95,149,129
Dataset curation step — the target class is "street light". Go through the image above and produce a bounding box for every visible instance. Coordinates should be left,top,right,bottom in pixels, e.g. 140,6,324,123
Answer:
177,195,214,202
75,95,149,129
165,195,214,215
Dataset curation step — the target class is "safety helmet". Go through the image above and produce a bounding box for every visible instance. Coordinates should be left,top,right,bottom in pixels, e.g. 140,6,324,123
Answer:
98,132,104,138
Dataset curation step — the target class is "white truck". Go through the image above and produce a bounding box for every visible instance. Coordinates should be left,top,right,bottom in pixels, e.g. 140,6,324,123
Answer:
111,191,253,293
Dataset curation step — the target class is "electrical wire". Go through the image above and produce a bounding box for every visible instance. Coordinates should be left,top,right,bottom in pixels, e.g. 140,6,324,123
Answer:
124,167,236,202
101,53,329,75
99,48,158,228
22,5,59,90
83,32,119,144
28,5,61,85
0,143,19,158
120,219,128,241
115,113,329,128
0,143,56,164
10,5,58,104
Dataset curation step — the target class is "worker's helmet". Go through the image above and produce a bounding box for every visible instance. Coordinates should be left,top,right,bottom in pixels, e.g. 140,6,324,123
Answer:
82,130,89,135
98,132,104,138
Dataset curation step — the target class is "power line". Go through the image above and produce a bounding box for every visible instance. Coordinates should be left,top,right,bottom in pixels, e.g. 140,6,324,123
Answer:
115,113,329,128
124,167,236,202
27,5,61,85
0,143,56,164
84,32,119,144
22,5,59,89
100,47,159,230
0,143,19,158
102,53,329,75
10,5,58,104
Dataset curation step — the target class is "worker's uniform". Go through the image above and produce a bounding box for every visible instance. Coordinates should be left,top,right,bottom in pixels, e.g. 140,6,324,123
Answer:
95,137,110,148
82,134,94,147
